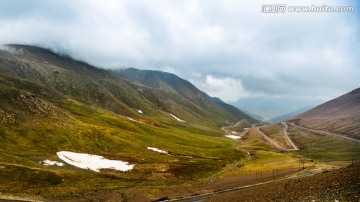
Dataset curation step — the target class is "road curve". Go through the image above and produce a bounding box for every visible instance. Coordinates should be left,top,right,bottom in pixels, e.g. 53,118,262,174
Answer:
221,121,250,139
281,122,299,150
256,126,298,152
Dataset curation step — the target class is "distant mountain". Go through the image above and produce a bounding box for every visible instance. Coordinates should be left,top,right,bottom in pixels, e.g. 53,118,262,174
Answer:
270,106,313,123
288,88,360,139
233,97,321,120
238,108,265,122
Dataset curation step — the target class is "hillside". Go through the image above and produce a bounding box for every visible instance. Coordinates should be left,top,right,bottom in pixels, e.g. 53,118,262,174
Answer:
0,45,257,198
206,163,360,202
289,88,360,139
112,68,257,124
0,45,255,125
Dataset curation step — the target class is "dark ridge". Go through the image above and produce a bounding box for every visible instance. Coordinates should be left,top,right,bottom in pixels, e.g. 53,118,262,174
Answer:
350,88,360,94
5,44,100,71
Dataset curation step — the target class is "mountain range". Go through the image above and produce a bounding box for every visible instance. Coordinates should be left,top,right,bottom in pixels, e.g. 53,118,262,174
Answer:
0,45,256,126
234,97,321,121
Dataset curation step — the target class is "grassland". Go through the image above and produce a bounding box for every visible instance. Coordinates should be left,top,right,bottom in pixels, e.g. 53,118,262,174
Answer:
220,129,301,178
142,124,360,202
0,45,359,201
288,125,360,163
0,76,245,199
0,94,245,198
1,110,360,201
1,87,359,201
0,45,259,200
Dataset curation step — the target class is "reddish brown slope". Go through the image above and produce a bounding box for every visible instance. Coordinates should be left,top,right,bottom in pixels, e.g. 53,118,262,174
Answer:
289,88,360,139
206,163,360,202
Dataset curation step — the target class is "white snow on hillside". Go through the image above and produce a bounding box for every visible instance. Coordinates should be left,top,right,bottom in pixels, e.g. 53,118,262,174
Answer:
137,110,143,114
127,117,136,122
170,113,186,122
225,135,241,139
40,160,64,166
147,147,169,155
57,151,134,172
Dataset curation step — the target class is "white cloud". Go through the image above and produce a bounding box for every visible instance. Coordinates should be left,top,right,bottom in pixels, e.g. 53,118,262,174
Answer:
191,75,252,102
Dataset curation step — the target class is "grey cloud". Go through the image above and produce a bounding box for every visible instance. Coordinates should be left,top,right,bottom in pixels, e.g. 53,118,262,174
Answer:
0,0,359,116
0,0,79,24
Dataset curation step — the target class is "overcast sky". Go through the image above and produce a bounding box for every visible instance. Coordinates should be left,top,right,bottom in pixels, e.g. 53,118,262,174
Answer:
1,0,359,117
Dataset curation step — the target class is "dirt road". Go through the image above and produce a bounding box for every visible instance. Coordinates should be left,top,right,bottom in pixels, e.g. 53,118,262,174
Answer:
162,167,320,202
281,122,299,150
287,122,360,144
0,195,41,202
256,126,298,151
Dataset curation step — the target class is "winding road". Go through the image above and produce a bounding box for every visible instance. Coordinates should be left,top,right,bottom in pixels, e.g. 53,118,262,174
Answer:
221,121,250,139
287,122,360,144
281,122,299,150
256,122,299,151
156,122,359,202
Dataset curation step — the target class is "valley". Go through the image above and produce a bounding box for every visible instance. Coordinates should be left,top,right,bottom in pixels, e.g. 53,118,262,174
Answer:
0,45,359,202
145,122,360,202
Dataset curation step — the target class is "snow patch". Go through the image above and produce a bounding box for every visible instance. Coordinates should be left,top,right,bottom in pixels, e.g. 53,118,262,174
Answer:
147,147,169,155
170,113,186,122
225,135,241,139
40,160,64,166
57,151,134,172
127,117,136,122
137,110,143,114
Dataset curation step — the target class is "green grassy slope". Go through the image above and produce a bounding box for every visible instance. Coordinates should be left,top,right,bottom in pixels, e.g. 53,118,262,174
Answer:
288,125,360,162
0,45,254,197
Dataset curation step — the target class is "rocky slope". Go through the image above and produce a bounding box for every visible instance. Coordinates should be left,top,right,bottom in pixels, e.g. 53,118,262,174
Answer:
207,163,360,202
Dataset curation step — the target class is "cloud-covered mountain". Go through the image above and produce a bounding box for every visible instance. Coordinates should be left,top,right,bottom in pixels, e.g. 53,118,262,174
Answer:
0,45,256,126
0,0,359,107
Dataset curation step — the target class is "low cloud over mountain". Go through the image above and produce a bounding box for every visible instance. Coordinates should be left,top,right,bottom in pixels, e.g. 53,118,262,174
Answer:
1,0,359,117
